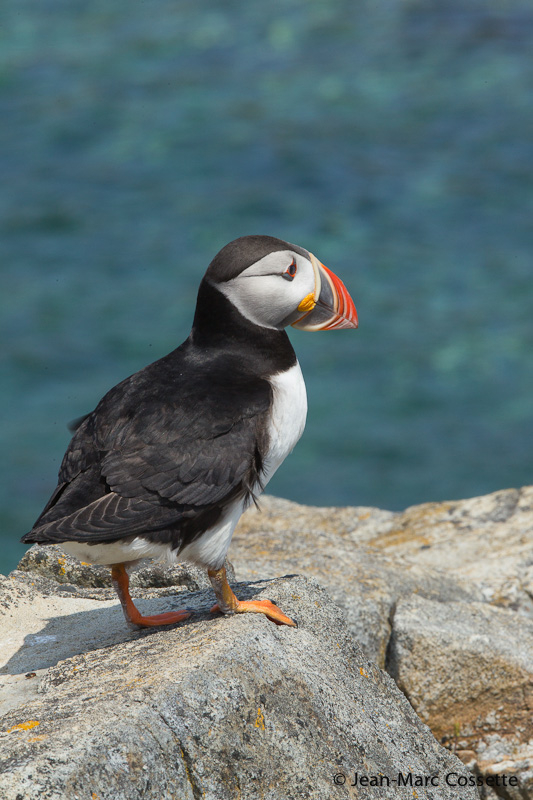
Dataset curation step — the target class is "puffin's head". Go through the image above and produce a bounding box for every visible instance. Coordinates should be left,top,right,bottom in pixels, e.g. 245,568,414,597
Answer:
204,235,358,332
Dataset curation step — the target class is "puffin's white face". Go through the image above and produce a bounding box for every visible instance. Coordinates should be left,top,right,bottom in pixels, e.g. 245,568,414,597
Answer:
205,236,358,332
215,249,316,330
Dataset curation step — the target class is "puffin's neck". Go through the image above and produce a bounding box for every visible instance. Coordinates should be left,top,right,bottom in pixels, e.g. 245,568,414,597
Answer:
189,279,297,376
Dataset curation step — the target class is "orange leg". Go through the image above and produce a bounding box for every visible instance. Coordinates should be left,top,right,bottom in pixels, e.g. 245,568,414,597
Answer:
111,563,191,628
208,566,296,627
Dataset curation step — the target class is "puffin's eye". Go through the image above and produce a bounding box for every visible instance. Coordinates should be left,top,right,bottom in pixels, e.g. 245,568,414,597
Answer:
282,259,297,281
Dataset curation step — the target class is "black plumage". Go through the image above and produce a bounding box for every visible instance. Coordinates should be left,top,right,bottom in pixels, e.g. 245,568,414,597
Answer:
23,279,296,554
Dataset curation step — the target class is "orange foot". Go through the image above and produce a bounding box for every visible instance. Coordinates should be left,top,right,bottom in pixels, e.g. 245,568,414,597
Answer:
210,598,296,627
111,563,191,629
127,609,191,628
208,566,297,627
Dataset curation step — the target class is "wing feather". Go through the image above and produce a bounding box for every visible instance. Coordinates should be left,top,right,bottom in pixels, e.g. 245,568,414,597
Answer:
24,350,272,547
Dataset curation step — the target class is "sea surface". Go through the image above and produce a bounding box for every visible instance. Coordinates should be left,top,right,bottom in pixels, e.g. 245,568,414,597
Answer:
2,0,532,574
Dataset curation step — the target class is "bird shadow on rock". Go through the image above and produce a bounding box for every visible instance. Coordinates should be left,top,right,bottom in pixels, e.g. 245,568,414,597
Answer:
2,578,298,676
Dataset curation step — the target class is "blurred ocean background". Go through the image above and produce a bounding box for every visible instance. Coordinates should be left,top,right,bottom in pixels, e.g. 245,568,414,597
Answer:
2,0,532,575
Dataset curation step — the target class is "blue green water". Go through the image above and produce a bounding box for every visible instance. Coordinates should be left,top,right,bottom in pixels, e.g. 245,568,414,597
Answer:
2,0,533,575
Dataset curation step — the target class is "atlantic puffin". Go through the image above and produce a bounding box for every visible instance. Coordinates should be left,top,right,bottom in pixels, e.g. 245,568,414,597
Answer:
22,236,358,629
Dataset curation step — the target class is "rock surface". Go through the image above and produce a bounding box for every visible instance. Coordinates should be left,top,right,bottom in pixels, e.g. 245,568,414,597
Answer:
0,569,477,800
387,596,533,794
2,485,532,798
231,487,533,797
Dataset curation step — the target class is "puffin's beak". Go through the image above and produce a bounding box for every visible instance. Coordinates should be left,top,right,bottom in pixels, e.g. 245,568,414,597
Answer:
291,253,358,331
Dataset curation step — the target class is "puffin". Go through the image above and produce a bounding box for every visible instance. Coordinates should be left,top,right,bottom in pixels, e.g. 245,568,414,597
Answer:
22,235,358,629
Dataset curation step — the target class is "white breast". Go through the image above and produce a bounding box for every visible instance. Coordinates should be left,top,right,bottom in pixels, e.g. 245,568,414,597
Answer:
261,361,308,488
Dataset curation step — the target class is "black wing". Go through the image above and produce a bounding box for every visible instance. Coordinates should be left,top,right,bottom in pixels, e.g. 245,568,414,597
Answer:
23,349,272,546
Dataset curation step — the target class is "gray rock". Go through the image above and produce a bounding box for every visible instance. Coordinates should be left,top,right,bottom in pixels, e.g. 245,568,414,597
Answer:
387,595,533,799
0,571,477,800
231,488,533,795
232,496,480,666
234,488,533,625
8,485,532,796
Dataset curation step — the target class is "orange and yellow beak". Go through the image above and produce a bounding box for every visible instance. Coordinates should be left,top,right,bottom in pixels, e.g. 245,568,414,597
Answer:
292,253,358,331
